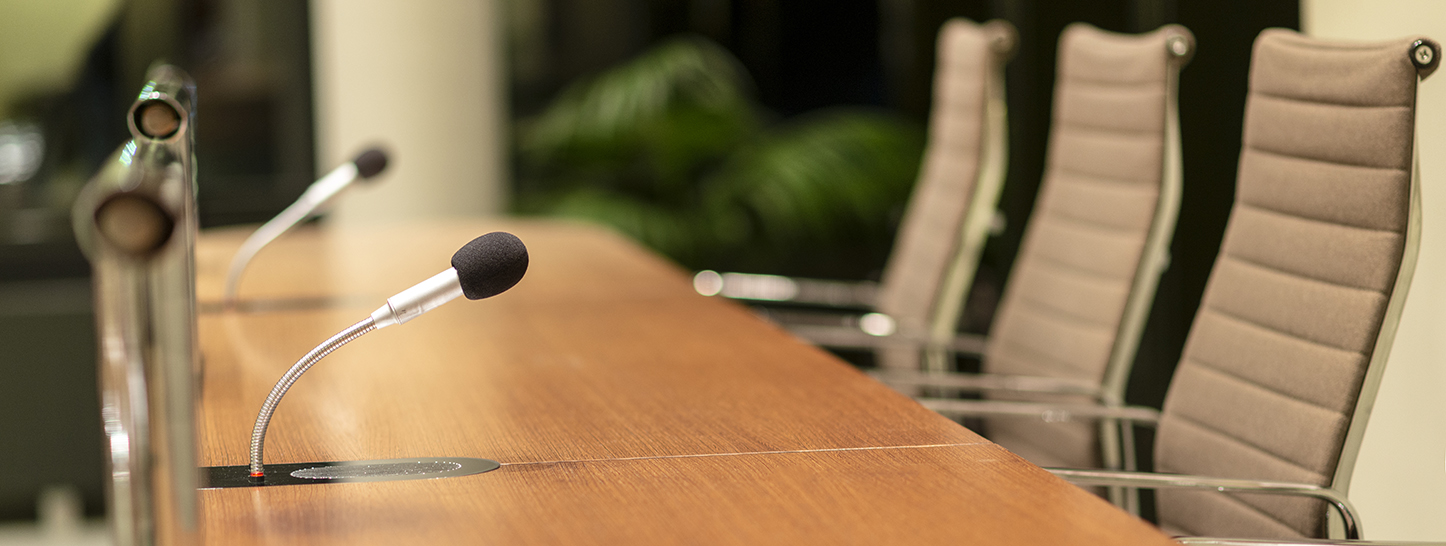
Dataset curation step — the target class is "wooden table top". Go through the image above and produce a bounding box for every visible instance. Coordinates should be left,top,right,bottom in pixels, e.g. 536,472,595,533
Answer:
193,218,1177,545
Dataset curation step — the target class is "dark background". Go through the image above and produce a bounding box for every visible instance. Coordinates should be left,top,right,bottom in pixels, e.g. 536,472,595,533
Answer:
0,0,1298,522
0,0,316,520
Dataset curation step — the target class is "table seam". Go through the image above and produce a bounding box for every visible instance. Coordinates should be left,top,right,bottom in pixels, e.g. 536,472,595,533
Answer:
499,442,995,467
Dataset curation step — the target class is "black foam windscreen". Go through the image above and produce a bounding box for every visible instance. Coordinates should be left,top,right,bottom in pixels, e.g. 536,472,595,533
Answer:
451,232,528,300
353,147,389,180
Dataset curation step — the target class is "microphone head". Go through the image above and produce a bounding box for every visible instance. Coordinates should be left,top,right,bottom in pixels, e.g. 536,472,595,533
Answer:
451,232,528,300
352,147,389,180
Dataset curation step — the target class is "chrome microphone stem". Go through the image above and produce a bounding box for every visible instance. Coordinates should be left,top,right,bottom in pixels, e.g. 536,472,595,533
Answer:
370,268,463,328
247,268,464,478
223,201,309,304
243,235,520,480
223,163,358,304
249,317,376,478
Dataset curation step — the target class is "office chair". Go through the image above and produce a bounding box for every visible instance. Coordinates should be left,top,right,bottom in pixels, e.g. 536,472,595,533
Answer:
872,23,1194,493
1044,29,1439,541
694,18,1015,373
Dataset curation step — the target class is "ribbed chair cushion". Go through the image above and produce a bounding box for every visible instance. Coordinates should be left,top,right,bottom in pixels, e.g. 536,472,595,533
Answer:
875,19,1012,369
1154,29,1425,538
983,23,1182,469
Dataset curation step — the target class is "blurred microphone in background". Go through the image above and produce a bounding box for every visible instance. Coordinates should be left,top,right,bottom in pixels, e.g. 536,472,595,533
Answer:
224,147,389,305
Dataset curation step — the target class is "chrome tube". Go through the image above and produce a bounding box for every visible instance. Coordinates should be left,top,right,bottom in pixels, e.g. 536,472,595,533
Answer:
72,65,200,546
1048,469,1361,540
249,318,376,478
1178,539,1437,546
871,370,1104,397
919,398,1162,425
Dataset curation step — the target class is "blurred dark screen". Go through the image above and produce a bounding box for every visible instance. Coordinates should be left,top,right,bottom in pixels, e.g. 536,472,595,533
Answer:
0,0,314,520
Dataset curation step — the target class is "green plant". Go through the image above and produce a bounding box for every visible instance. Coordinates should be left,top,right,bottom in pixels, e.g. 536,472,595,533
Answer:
515,36,924,278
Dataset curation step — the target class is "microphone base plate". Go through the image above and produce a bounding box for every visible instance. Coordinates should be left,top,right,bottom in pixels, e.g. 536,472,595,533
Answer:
202,457,500,488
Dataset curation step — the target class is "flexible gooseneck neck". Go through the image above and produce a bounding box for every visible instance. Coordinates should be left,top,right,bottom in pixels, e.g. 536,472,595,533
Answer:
246,232,528,481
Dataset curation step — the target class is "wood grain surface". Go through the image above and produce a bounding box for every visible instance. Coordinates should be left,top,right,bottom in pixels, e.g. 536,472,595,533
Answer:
202,444,1168,546
194,219,1176,545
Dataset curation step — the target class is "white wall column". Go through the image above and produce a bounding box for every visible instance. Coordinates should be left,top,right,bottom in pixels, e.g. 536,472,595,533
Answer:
1302,0,1446,540
310,0,507,223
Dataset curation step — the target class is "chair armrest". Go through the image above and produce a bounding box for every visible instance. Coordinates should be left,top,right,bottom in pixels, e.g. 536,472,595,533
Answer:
871,369,1103,397
1177,539,1431,546
1176,539,1440,546
784,323,987,355
919,398,1160,425
1045,469,1361,540
693,270,877,308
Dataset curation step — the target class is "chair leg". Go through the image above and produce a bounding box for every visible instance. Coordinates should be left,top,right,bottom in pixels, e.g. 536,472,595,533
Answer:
1099,418,1127,510
1120,420,1141,516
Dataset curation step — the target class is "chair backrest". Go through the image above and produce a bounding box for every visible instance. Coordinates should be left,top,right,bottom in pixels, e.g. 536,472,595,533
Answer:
873,18,1014,371
981,23,1192,469
1153,30,1438,539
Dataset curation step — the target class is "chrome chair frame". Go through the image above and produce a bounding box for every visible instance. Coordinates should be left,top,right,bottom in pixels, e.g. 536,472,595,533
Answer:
868,25,1193,513
1177,539,1445,546
696,18,1016,372
1037,137,1426,541
1038,35,1440,541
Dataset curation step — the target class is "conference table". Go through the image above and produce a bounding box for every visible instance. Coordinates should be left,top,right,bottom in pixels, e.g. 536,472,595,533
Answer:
191,218,1177,545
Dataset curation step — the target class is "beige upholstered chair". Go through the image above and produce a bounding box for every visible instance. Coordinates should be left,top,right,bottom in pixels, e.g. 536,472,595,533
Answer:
694,18,1015,372
1049,30,1440,541
872,23,1194,496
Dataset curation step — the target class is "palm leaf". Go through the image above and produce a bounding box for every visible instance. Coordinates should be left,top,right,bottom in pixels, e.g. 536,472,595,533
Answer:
514,38,925,277
700,109,923,273
518,36,758,200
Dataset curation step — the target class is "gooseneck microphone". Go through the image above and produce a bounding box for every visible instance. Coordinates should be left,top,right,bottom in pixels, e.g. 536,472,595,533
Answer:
247,232,528,480
223,147,390,305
